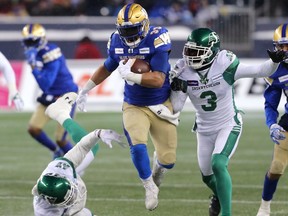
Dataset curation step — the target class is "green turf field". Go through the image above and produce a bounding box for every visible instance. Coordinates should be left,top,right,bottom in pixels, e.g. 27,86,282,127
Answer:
0,111,287,216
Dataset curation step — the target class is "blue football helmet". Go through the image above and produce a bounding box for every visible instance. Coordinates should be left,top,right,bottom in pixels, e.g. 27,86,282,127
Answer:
116,3,150,48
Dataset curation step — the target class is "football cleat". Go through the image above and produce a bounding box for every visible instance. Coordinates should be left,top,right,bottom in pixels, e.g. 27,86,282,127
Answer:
45,92,77,125
152,151,167,187
141,176,159,211
209,194,221,216
256,207,270,216
256,199,271,216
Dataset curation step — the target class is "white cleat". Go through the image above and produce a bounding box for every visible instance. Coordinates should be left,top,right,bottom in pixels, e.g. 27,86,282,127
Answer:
141,176,159,211
256,207,270,216
256,199,271,216
45,92,78,125
152,151,167,187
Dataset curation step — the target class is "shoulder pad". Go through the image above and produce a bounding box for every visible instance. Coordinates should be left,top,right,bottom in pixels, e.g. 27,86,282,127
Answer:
216,50,238,67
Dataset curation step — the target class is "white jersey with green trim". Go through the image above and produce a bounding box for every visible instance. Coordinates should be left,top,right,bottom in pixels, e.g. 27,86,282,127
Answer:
171,50,278,133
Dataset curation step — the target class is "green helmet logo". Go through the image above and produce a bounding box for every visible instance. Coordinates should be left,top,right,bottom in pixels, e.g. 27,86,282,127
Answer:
37,173,77,207
183,28,220,70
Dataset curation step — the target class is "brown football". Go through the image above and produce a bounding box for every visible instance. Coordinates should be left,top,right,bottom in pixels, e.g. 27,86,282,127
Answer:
131,59,151,74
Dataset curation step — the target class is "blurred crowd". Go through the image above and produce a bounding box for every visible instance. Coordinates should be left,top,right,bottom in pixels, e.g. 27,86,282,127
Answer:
0,0,287,21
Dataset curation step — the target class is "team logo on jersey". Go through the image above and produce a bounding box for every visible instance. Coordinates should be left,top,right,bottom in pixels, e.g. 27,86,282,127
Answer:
115,48,124,54
187,80,199,86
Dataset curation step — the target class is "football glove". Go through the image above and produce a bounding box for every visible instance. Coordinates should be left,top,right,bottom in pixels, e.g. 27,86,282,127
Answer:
170,77,188,93
24,47,38,67
95,129,127,148
267,49,288,63
169,60,185,83
270,123,286,144
118,60,141,85
9,92,24,111
76,90,88,112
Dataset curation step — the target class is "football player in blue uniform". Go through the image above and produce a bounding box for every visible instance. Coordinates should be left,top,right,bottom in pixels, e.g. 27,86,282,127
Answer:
76,3,178,211
257,24,288,216
22,24,78,159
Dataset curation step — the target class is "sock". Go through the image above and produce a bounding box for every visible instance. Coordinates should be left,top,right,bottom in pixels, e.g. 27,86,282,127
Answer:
262,173,279,201
212,154,231,216
130,144,151,179
62,118,88,143
32,131,57,151
202,174,218,196
60,141,73,153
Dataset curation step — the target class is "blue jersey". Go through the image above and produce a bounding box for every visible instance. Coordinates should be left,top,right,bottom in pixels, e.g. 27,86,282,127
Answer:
104,26,171,106
32,43,78,96
264,63,288,127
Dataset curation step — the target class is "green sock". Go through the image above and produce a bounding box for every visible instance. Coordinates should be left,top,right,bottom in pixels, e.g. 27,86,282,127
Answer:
212,154,231,216
202,174,218,196
62,119,88,143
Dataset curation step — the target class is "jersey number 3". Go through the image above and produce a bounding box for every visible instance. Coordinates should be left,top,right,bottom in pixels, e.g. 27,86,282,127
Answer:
200,90,217,111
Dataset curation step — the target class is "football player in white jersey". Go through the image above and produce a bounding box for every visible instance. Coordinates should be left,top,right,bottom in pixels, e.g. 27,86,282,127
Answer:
0,51,24,111
32,92,125,216
169,28,287,216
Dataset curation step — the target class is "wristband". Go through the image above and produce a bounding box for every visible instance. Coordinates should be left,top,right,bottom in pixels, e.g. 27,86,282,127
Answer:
126,73,142,85
81,79,97,94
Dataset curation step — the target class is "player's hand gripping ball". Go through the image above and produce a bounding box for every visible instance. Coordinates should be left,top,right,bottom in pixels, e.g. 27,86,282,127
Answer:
130,59,151,74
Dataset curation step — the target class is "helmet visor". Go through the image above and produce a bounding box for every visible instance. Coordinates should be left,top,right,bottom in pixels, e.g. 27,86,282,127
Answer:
22,38,41,47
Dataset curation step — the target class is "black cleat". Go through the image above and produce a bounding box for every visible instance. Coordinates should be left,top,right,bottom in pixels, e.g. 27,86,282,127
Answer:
209,194,221,216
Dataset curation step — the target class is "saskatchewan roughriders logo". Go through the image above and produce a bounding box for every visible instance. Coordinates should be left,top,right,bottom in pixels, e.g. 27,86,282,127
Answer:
208,32,219,45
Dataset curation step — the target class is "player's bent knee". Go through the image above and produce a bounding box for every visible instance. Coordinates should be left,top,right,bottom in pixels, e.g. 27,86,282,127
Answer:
158,151,176,167
270,159,286,174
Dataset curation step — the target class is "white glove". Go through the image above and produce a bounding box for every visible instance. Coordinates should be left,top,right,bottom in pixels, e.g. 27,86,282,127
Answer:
169,60,185,83
76,90,88,112
270,123,286,144
118,60,141,85
95,129,126,148
8,84,24,111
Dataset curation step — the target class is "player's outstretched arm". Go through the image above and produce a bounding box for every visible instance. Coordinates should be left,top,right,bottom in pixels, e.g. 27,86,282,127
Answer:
64,129,126,167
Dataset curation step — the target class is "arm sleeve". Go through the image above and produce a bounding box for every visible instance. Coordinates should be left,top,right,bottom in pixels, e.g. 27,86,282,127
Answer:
32,60,60,91
264,84,282,128
64,131,100,167
0,52,17,92
234,59,279,80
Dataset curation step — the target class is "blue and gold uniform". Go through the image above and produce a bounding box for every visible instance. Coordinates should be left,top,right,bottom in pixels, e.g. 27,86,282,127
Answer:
76,3,178,211
22,24,78,159
105,26,171,106
257,24,288,215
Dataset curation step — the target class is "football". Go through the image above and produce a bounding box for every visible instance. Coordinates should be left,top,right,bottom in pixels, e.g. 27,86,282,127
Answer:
131,59,151,74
